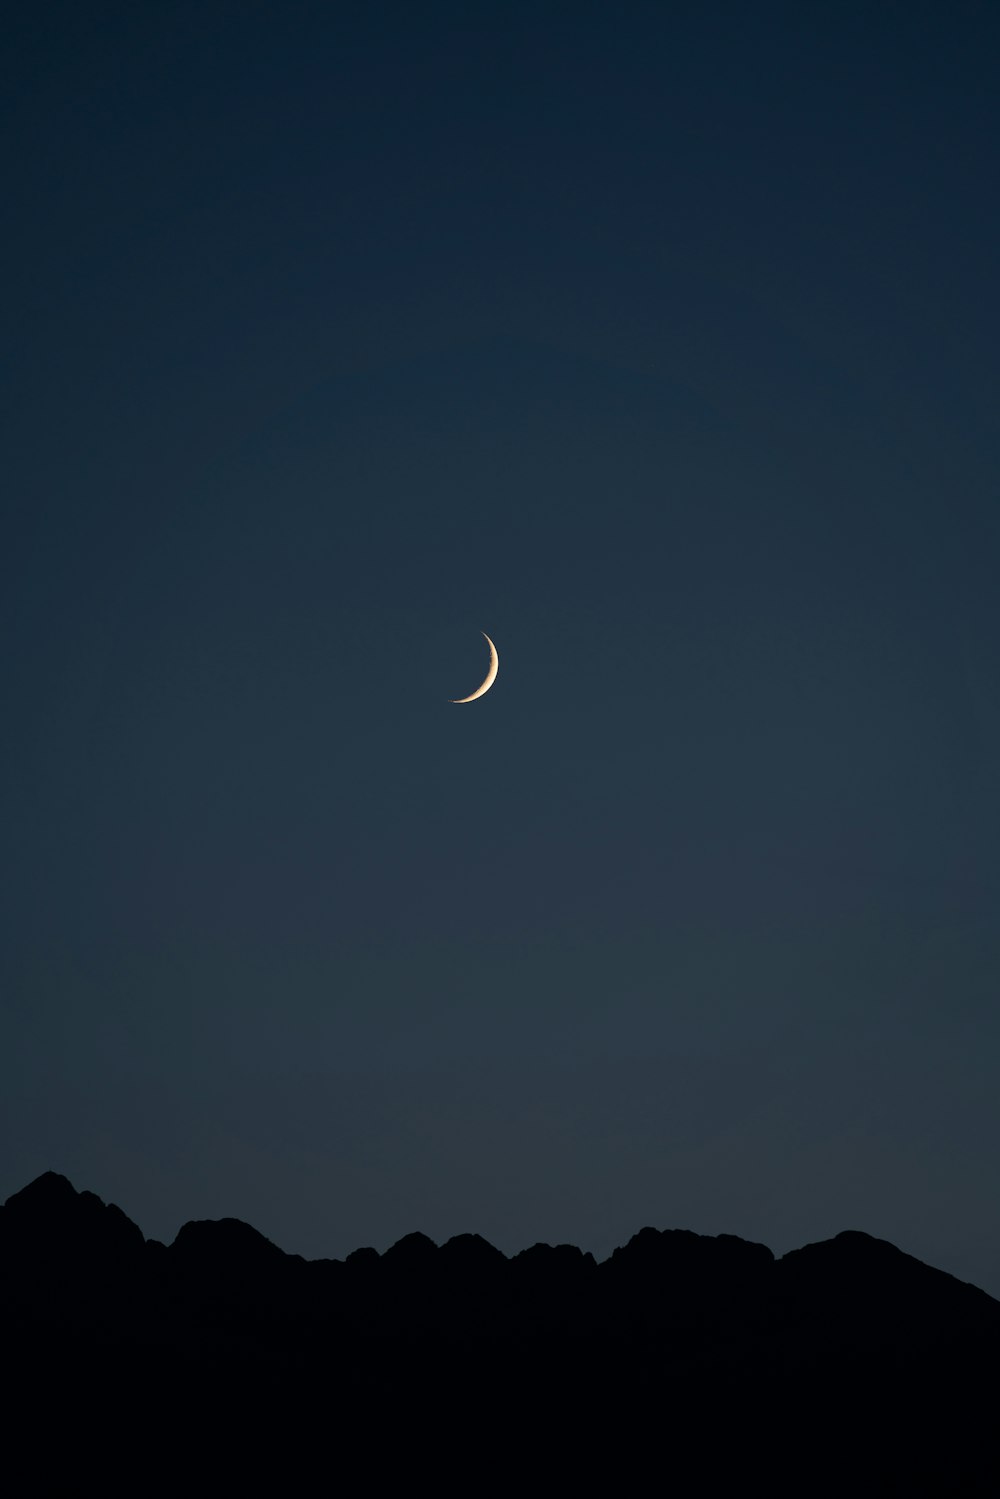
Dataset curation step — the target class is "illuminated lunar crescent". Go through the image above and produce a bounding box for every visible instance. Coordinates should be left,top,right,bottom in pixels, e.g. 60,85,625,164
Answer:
451,632,499,703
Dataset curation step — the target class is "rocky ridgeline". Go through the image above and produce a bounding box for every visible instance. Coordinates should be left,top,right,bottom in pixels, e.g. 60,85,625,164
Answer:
2,1171,998,1491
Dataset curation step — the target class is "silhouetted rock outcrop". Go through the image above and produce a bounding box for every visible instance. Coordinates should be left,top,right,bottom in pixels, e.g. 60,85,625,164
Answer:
3,1171,998,1493
439,1230,506,1269
2,1170,144,1262
171,1215,291,1272
1,1172,147,1352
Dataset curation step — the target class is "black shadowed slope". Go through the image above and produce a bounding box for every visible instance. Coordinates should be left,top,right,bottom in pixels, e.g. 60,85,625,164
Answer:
2,1175,998,1493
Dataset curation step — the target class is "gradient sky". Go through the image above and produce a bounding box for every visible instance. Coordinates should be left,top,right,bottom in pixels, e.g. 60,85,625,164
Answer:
3,2,999,1293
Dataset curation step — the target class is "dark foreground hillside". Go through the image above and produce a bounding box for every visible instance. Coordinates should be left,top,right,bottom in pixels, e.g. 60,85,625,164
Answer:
3,1172,998,1493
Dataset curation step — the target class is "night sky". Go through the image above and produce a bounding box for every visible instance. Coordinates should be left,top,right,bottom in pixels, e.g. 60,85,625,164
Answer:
4,3,999,1294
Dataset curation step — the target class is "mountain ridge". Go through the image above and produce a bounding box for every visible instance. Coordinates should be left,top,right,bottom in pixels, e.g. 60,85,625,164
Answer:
4,1169,993,1299
3,1170,998,1491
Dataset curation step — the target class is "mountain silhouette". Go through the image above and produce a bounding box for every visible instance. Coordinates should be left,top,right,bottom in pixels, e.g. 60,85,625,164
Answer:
3,1173,998,1493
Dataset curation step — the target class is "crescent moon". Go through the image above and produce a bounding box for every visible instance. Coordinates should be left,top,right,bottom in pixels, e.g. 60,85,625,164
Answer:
451,632,499,703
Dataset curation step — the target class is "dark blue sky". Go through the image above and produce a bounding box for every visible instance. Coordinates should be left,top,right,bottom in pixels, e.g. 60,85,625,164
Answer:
3,2,999,1291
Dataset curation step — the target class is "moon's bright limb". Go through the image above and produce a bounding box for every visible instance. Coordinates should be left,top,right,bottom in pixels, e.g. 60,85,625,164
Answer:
451,632,499,703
